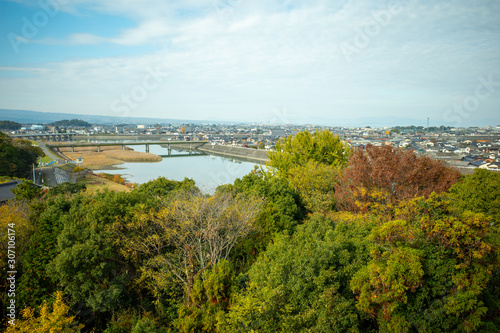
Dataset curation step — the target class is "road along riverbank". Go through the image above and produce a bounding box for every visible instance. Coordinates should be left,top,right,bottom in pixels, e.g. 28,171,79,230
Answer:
193,144,269,165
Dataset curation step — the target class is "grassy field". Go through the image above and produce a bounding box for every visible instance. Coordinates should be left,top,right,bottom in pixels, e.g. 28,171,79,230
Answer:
57,164,76,172
40,155,53,164
64,151,124,169
81,174,131,193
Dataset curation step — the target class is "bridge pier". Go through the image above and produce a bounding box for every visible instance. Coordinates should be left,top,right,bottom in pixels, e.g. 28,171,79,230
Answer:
146,144,149,153
71,146,74,152
122,144,125,150
97,145,101,152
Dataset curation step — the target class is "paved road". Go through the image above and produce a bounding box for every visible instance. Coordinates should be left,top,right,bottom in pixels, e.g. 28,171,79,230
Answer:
37,141,67,165
37,167,58,187
35,141,71,187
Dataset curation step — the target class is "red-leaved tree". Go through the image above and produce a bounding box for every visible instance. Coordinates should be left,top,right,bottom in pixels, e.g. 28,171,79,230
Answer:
335,145,461,212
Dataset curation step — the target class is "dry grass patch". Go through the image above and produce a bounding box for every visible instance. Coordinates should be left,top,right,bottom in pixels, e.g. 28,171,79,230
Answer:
64,151,124,169
84,175,131,193
61,146,161,169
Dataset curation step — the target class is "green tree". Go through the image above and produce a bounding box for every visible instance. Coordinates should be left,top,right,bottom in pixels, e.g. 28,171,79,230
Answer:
0,121,22,130
218,171,305,268
176,260,234,332
47,190,153,318
50,119,91,127
287,160,341,213
0,133,44,178
351,194,498,332
448,168,500,223
265,129,350,214
49,182,86,196
12,180,42,200
447,168,500,330
136,177,198,198
222,213,377,333
131,318,166,333
17,195,73,310
266,129,351,178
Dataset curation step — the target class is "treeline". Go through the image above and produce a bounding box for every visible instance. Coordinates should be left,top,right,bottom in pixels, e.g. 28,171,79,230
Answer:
0,132,44,179
50,119,92,127
1,130,499,332
0,121,22,131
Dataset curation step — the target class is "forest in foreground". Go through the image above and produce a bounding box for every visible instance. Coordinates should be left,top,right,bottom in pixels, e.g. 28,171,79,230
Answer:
1,129,499,332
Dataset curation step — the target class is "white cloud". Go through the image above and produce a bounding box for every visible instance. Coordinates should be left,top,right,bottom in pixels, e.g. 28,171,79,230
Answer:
1,0,500,124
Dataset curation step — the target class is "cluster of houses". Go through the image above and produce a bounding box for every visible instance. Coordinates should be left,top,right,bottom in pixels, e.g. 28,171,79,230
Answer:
7,122,500,172
461,154,500,170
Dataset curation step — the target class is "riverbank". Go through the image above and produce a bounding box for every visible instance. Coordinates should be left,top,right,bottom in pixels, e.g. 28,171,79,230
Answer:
195,144,269,164
81,174,131,193
56,145,162,170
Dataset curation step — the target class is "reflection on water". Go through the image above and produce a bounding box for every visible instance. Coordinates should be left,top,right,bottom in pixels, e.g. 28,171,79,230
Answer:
101,144,259,193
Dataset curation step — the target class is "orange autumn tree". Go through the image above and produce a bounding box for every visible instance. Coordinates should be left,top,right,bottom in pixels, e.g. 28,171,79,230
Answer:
335,145,461,212
112,174,125,184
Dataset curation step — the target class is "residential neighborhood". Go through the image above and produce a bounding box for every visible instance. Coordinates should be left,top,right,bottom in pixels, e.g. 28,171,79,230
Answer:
4,120,500,174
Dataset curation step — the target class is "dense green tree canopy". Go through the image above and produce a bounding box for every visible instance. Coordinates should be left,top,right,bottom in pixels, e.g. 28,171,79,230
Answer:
47,190,151,314
217,171,305,267
222,213,377,332
351,194,499,332
136,176,198,197
448,168,500,223
1,137,498,333
0,132,44,178
266,129,351,178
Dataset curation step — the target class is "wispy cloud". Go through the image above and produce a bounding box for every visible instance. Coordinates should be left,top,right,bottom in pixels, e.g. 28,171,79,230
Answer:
1,0,499,124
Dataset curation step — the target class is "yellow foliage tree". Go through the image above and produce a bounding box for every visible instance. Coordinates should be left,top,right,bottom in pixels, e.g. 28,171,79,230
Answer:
5,291,84,332
287,160,341,213
0,202,32,288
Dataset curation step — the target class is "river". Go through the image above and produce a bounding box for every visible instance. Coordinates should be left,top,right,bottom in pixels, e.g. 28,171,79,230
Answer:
96,143,260,193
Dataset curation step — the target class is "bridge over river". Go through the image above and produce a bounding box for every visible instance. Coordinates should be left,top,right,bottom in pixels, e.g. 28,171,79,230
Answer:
47,140,209,154
12,133,76,141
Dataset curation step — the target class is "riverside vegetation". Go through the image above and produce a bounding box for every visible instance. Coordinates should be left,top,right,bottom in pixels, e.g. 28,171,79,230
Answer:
0,129,499,332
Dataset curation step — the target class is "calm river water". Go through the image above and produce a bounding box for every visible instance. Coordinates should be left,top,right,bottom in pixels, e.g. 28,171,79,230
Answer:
99,144,260,193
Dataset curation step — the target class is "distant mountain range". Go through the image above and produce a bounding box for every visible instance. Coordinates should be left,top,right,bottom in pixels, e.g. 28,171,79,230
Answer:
0,109,497,128
0,109,225,125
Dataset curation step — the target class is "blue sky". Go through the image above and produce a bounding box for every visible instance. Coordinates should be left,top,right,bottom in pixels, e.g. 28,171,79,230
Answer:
0,0,499,126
